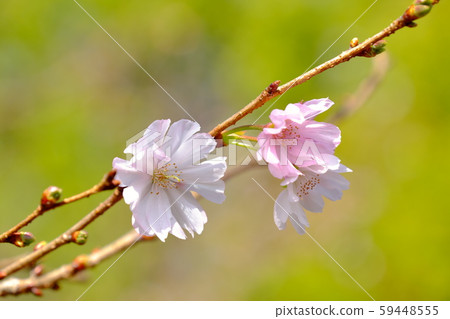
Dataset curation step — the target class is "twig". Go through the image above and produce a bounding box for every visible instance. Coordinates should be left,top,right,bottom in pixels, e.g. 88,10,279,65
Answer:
0,162,260,295
0,230,151,296
328,53,390,123
208,2,439,138
0,188,123,279
0,170,119,244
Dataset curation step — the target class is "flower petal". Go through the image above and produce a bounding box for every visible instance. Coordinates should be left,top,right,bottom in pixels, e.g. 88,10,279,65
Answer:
301,121,341,152
274,190,290,230
191,180,226,204
131,188,173,241
125,119,171,155
179,157,227,184
164,119,201,155
294,98,334,120
170,133,218,167
274,189,310,234
168,187,207,237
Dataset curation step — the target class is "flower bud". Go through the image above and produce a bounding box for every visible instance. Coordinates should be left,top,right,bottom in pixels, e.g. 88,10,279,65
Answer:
350,37,359,48
359,40,386,58
32,264,45,277
266,80,281,95
413,4,431,18
371,40,387,55
41,186,62,206
72,255,89,271
31,287,43,297
10,232,35,247
71,230,88,245
33,241,47,251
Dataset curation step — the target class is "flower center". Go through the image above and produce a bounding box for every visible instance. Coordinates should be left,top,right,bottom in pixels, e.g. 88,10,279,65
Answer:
276,121,301,147
296,174,320,198
279,121,301,138
151,162,184,193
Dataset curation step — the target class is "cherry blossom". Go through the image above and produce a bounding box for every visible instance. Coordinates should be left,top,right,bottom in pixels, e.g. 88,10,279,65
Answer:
113,119,227,241
257,98,340,185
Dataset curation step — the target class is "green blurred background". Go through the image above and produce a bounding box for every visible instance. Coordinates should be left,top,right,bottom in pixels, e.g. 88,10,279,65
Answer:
1,0,449,300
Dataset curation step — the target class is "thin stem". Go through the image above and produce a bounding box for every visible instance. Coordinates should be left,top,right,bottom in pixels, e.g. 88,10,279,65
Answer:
0,170,119,243
208,8,434,139
0,163,262,296
227,135,258,142
0,230,151,296
0,188,123,279
222,125,265,136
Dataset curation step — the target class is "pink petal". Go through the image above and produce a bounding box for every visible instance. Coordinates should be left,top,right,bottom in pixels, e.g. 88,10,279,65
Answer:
294,98,334,120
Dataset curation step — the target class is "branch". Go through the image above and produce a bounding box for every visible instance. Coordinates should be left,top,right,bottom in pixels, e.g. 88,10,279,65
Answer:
0,170,119,244
0,162,261,296
0,230,151,296
208,0,439,138
0,188,123,279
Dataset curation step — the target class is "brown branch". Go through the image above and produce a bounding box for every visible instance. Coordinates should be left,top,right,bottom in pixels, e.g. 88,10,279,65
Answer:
0,170,119,244
328,53,390,123
0,188,123,279
0,230,152,296
208,2,439,138
0,162,261,296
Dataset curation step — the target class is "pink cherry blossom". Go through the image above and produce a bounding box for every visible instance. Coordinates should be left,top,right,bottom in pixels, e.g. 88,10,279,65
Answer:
113,119,227,241
257,98,340,184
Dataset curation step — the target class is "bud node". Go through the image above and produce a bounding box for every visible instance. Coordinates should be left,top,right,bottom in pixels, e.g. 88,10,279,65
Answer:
41,186,63,207
71,230,88,245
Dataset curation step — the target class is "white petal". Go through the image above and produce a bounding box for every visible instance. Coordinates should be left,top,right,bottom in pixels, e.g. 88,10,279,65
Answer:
143,119,171,139
299,190,325,212
164,119,201,155
191,180,226,204
318,171,350,201
274,189,310,234
113,158,152,209
315,184,343,201
113,157,146,185
131,215,155,237
171,133,217,167
131,188,173,241
169,220,187,240
125,119,171,155
168,187,207,237
274,190,290,230
286,183,300,202
289,210,310,235
333,163,353,173
179,157,227,184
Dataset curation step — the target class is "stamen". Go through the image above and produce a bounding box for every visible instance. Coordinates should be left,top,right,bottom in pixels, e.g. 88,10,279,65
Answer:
296,174,320,198
151,162,183,192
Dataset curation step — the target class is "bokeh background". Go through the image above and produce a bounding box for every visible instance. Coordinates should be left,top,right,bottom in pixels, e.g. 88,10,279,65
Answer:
1,0,449,300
